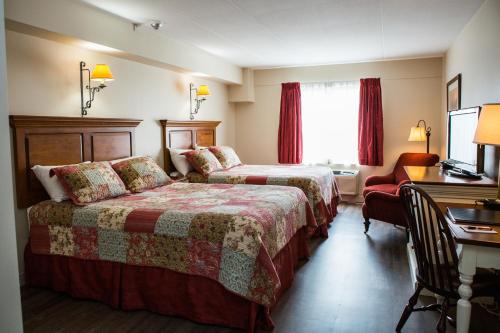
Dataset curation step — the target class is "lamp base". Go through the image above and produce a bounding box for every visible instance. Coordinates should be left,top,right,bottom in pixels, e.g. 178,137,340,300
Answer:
480,163,500,210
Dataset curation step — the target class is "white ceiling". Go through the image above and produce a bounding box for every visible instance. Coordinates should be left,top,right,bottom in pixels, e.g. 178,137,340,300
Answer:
80,0,484,69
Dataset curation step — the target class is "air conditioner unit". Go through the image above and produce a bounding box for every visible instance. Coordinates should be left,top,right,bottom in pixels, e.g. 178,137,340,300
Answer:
331,169,360,195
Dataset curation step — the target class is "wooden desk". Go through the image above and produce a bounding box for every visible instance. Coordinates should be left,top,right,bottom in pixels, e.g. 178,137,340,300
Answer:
405,166,497,187
444,204,500,333
437,203,500,333
405,166,497,203
405,167,499,333
440,203,500,248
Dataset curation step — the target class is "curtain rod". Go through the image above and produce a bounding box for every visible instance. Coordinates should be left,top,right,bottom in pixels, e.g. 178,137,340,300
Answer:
300,79,359,85
254,75,441,87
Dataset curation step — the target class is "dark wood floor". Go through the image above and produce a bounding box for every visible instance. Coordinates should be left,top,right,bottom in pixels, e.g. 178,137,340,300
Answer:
22,204,499,333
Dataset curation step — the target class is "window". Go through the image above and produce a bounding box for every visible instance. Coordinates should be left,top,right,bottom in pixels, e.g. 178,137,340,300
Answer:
301,81,360,165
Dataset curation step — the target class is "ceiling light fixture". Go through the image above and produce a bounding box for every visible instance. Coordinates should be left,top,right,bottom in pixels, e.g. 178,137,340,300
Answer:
133,20,165,31
150,20,164,30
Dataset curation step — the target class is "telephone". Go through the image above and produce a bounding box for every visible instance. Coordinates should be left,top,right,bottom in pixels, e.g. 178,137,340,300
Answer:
477,199,500,210
440,159,482,179
440,159,456,170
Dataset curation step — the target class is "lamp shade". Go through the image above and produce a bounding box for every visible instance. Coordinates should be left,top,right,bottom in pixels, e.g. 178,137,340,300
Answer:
90,64,114,82
408,126,426,142
473,104,500,146
196,85,210,96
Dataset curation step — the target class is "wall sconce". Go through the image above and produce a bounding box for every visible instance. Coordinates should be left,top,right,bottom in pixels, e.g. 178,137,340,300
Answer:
408,119,431,153
189,83,210,120
80,61,114,116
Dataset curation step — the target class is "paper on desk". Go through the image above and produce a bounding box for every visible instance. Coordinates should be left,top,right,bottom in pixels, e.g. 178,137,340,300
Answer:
460,226,498,234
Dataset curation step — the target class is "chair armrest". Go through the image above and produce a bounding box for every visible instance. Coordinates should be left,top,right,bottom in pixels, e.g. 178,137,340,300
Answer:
364,190,400,204
397,179,411,188
364,174,395,187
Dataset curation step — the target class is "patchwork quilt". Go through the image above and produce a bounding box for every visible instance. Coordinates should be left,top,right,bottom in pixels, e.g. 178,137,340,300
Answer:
187,164,340,226
28,182,316,306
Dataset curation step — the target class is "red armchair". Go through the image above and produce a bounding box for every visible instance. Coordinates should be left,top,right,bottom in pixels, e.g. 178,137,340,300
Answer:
362,153,440,233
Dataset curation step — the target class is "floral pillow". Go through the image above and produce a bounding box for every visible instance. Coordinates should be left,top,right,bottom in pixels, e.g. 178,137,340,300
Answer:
51,161,128,205
182,149,223,176
112,156,171,192
208,146,242,169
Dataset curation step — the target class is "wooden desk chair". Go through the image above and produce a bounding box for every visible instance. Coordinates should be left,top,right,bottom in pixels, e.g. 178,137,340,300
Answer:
397,184,500,332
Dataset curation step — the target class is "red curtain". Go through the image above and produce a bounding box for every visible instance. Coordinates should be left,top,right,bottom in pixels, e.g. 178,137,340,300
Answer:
358,78,384,166
278,82,303,164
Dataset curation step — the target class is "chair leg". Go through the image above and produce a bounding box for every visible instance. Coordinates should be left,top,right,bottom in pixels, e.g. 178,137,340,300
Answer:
364,218,370,233
396,283,423,332
436,298,449,333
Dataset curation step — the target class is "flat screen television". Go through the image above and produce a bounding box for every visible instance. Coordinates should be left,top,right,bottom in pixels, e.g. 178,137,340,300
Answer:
447,106,484,173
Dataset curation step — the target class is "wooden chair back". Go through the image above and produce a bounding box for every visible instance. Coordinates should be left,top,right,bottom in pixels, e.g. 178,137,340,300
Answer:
399,184,460,298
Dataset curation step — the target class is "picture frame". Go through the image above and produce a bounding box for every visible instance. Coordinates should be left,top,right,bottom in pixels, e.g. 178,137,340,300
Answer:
446,74,461,112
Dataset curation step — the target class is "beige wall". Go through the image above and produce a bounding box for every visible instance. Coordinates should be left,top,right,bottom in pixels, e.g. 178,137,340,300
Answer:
442,0,500,179
7,30,236,277
235,58,443,199
0,0,24,330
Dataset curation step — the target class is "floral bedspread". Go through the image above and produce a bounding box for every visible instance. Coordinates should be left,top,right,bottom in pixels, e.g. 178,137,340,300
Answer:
187,164,340,227
28,182,315,306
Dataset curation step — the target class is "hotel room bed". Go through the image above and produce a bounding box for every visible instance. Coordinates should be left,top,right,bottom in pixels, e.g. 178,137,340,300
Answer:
11,116,316,332
160,120,341,237
26,182,316,331
187,164,340,236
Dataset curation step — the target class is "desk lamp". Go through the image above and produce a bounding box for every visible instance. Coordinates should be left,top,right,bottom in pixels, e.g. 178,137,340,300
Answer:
473,104,500,207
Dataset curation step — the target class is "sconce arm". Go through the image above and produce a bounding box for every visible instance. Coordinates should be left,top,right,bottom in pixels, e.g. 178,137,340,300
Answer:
80,61,108,116
189,83,208,120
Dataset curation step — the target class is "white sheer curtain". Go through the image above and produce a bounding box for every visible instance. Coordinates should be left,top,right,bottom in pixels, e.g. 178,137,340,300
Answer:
301,81,360,165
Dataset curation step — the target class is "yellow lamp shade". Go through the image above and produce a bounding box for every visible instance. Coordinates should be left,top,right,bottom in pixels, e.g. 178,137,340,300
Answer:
473,104,500,146
196,85,210,96
408,126,426,142
90,64,114,82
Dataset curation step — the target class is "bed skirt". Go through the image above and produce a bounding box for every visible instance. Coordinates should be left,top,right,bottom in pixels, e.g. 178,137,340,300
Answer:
24,226,310,332
316,196,340,237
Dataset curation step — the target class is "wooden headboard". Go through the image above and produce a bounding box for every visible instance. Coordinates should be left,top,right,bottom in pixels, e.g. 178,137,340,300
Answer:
10,115,142,208
159,120,220,174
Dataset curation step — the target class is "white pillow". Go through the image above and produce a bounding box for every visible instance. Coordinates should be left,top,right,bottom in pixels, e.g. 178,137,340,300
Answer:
31,162,89,202
169,171,182,178
170,148,193,176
